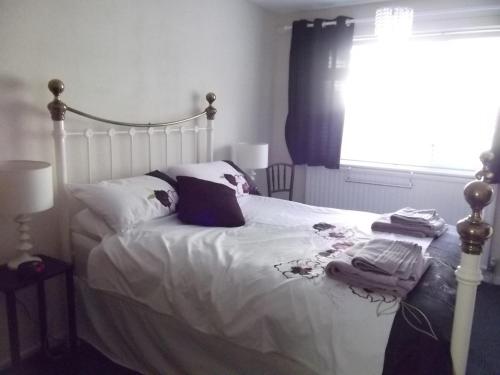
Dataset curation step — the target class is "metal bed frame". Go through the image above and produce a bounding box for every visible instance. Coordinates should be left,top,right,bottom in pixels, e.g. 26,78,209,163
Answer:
47,78,494,375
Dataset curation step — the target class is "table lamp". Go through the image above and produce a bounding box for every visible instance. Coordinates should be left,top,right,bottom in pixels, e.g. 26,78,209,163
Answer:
0,161,53,270
232,143,269,180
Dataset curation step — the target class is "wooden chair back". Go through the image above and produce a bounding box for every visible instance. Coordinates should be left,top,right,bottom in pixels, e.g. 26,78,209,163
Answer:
266,163,295,201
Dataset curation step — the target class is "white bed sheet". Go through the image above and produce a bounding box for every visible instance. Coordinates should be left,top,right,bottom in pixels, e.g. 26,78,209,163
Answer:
71,208,114,241
71,232,100,279
87,195,432,375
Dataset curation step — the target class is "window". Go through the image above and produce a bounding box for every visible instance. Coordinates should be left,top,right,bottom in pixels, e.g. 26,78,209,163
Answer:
341,37,500,172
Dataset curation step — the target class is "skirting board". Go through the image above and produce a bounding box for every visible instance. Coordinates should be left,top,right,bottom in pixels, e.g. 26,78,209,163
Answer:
0,332,66,370
0,342,40,370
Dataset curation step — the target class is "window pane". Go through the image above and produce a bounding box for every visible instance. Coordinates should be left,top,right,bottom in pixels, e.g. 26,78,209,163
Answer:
341,37,500,171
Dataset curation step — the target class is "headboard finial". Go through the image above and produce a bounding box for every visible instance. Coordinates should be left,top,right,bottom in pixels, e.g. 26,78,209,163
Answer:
456,181,494,255
206,92,216,105
47,79,67,121
48,79,65,98
205,92,217,120
475,151,495,182
456,151,495,255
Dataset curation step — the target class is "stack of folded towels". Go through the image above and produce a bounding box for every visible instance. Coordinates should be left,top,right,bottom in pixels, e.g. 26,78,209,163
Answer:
371,207,447,238
326,238,429,298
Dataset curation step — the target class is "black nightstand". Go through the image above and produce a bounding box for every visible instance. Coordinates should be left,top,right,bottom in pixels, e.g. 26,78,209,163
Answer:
0,255,77,368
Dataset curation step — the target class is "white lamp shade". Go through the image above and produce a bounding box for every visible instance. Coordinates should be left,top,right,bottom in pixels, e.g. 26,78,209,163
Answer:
233,143,269,170
0,160,53,215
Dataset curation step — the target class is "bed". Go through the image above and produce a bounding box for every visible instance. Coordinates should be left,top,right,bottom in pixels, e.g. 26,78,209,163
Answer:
47,79,494,375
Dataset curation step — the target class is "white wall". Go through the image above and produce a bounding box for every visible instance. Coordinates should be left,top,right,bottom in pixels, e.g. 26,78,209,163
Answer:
0,0,275,365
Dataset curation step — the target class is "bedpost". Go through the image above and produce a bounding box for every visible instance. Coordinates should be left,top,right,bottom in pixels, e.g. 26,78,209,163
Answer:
451,151,495,375
47,79,71,261
205,92,216,162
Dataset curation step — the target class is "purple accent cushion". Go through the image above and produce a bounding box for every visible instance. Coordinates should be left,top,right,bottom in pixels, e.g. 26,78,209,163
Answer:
146,170,178,192
223,160,261,195
177,176,245,227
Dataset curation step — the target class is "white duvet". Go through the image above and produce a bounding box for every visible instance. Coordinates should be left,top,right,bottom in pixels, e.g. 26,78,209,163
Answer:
87,195,432,375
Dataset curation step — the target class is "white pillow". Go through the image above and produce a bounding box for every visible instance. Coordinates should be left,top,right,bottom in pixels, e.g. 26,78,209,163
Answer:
72,209,114,240
167,161,250,197
67,175,178,232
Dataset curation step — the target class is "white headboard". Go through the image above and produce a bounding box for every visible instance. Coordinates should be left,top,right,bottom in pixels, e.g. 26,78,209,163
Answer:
47,79,216,259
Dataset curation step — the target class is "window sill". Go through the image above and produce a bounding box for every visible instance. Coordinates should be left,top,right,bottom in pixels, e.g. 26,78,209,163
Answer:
338,159,476,179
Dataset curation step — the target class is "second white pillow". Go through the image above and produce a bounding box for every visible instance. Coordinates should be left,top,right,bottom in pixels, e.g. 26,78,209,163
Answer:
67,175,178,232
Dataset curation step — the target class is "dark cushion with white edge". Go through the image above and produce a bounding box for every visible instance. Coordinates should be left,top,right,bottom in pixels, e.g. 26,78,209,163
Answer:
176,176,245,227
167,161,252,197
67,175,178,232
146,170,178,192
223,160,261,196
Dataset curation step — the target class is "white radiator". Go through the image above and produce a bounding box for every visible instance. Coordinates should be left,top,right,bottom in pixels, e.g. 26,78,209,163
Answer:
305,165,496,268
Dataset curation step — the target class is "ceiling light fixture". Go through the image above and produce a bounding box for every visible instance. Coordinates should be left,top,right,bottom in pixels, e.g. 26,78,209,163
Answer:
375,7,414,42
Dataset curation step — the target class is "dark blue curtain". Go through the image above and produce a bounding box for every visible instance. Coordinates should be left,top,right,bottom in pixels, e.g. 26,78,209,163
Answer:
285,17,354,169
491,116,500,183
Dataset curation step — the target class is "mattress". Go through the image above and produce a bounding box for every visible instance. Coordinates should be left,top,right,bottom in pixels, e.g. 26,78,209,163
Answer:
71,207,112,279
71,231,100,279
76,276,317,375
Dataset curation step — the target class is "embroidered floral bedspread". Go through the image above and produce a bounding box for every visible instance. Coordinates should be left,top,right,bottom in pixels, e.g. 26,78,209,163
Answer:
87,195,453,375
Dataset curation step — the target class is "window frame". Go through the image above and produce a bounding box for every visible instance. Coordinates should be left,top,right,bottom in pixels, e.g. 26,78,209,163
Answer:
339,33,500,175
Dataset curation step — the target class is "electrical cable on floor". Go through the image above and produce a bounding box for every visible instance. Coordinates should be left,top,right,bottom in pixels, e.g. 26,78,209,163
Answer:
15,296,66,360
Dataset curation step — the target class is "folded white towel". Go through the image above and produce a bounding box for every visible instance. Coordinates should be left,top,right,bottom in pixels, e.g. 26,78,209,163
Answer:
372,214,447,238
391,207,439,227
350,239,423,280
326,247,430,298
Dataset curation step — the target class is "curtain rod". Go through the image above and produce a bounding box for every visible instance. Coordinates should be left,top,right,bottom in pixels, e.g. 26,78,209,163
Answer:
281,5,500,31
283,18,361,31
352,25,500,42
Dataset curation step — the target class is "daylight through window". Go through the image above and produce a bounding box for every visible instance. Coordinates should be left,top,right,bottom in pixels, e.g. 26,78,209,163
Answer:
341,37,500,171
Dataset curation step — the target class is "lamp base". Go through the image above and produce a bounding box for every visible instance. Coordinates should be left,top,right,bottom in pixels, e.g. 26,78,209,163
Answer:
7,214,41,270
8,252,42,270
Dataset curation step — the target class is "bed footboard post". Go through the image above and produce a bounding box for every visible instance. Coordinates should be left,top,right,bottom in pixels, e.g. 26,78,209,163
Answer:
205,92,216,162
451,151,495,375
47,79,71,261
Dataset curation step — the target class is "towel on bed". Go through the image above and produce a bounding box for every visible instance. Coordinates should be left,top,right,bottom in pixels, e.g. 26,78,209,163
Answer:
390,207,438,226
350,239,422,278
371,214,447,238
327,239,430,298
